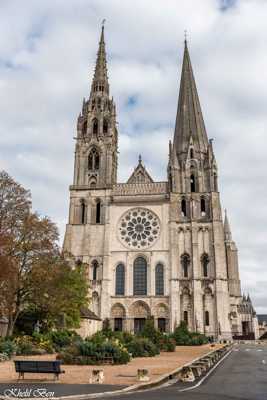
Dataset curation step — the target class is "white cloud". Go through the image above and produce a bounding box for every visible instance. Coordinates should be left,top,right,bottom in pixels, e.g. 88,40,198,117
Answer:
0,0,266,313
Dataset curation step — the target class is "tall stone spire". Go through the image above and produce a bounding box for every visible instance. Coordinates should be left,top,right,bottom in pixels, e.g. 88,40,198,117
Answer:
173,40,208,157
75,23,118,188
224,209,232,241
90,23,109,96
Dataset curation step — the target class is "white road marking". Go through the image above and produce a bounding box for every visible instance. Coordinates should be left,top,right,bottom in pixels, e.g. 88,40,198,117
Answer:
257,349,263,352
245,349,251,351
262,360,266,364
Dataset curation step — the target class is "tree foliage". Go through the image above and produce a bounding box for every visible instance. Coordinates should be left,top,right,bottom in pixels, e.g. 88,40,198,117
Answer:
0,171,88,335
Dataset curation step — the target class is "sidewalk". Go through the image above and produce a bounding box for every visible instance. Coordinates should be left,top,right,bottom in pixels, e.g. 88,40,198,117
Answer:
0,344,219,386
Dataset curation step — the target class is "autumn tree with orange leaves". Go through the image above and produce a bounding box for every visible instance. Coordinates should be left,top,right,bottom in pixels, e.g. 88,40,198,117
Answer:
0,171,88,336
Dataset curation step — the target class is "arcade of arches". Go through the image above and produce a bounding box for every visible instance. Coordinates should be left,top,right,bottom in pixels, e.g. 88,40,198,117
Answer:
110,301,169,333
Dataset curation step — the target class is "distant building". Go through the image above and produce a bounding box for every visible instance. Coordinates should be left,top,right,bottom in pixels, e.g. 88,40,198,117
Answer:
258,315,267,339
63,26,258,340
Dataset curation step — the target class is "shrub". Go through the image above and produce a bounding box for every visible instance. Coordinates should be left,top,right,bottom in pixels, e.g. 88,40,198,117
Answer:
15,336,35,355
49,329,81,350
172,322,208,346
140,318,162,346
57,339,130,365
89,331,109,345
125,337,159,358
0,339,17,358
0,353,10,362
32,333,54,354
159,336,176,352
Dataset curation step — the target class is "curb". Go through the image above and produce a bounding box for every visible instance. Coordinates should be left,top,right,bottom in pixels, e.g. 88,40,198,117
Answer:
0,344,233,400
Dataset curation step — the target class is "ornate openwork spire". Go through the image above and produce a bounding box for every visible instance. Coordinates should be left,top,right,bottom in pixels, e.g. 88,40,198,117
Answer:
173,40,208,157
90,22,109,96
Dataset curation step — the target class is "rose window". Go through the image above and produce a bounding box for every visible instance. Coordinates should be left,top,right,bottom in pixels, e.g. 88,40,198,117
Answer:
118,208,160,249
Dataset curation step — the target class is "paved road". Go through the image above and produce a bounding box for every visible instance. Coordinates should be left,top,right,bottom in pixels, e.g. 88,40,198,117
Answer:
0,344,266,399
108,344,267,400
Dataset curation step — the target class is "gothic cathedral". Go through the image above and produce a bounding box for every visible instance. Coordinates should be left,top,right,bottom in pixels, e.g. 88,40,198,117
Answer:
63,26,258,340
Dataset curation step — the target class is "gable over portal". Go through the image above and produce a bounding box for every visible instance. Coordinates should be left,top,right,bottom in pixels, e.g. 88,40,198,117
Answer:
127,155,154,184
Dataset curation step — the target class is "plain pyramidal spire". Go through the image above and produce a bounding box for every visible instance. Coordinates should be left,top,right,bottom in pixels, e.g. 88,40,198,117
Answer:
173,39,208,156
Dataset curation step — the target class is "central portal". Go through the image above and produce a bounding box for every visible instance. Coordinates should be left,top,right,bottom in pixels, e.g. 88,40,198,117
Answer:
134,318,146,334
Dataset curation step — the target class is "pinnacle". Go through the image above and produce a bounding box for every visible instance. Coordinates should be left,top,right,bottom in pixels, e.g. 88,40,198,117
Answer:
224,209,232,241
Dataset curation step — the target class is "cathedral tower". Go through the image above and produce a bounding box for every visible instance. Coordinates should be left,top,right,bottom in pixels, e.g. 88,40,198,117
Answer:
168,40,232,338
74,25,118,189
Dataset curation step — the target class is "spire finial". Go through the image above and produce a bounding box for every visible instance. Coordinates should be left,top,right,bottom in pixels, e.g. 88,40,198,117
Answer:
101,19,106,35
184,29,188,45
138,154,142,164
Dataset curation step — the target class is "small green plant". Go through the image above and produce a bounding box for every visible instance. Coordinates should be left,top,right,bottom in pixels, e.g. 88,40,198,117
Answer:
0,339,17,358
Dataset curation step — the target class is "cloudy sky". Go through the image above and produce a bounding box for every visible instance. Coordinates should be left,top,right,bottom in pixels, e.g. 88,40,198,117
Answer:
0,0,266,313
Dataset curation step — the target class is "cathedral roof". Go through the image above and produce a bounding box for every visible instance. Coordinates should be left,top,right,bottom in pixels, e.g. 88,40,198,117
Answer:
173,40,208,156
80,307,101,321
127,155,154,184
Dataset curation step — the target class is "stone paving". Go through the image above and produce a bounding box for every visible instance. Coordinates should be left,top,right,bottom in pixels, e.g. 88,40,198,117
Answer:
0,345,219,386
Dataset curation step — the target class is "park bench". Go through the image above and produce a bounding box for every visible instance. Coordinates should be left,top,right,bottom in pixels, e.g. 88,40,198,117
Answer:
14,360,65,381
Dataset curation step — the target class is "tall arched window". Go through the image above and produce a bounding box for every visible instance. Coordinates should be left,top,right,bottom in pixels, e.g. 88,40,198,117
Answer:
133,257,147,295
115,264,125,295
201,254,209,278
155,263,164,295
190,148,194,159
205,311,210,326
201,198,206,215
88,148,100,170
92,260,98,281
181,198,187,217
181,253,190,278
82,121,87,136
103,119,108,134
80,200,86,224
190,174,196,192
184,311,188,326
96,200,101,224
92,119,98,134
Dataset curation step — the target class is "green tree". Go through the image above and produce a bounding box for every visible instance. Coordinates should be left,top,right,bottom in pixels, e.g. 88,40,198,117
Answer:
28,257,89,330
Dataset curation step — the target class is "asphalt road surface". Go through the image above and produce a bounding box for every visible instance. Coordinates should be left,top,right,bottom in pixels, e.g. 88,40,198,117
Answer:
0,344,266,399
108,343,267,400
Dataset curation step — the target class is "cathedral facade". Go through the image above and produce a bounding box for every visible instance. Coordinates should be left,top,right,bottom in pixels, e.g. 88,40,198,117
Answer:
63,27,257,340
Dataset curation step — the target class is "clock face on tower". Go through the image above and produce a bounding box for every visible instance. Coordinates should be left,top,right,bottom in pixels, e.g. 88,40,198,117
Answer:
118,208,160,249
